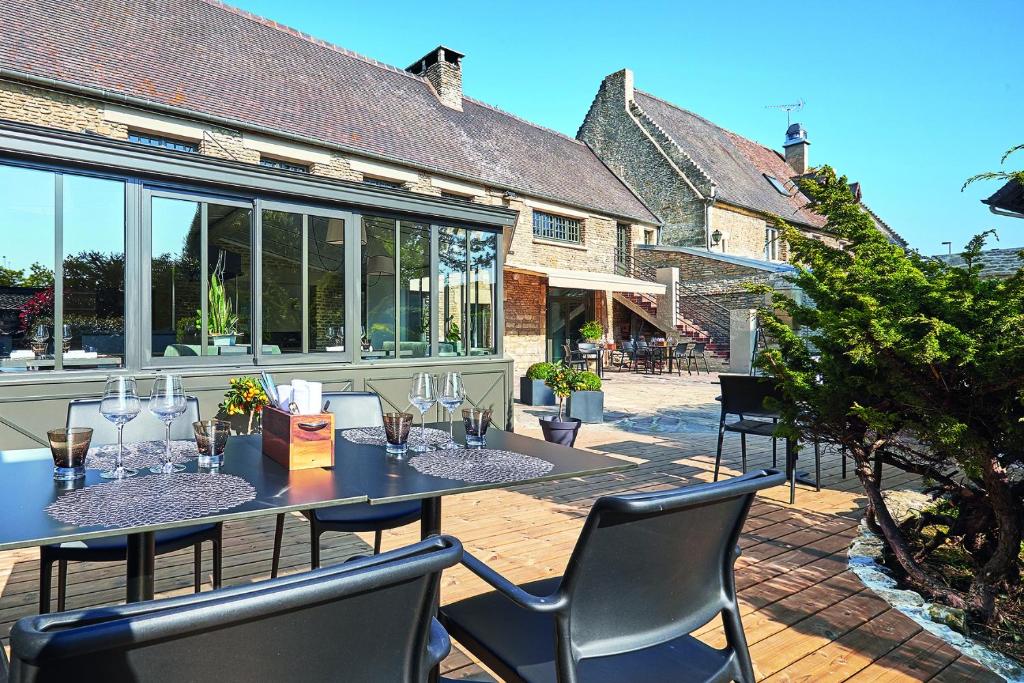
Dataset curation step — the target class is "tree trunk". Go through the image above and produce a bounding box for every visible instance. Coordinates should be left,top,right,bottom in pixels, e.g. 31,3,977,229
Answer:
971,452,1023,622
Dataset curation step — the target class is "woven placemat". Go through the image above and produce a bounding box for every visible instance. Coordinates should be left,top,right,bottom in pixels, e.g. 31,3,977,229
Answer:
46,473,256,528
341,426,454,449
86,440,198,471
408,448,554,484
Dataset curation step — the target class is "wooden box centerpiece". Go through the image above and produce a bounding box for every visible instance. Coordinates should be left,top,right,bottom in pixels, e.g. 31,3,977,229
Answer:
261,406,335,470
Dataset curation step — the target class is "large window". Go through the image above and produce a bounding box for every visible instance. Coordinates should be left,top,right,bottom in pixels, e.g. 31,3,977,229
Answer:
532,210,580,243
261,206,346,356
149,193,252,360
361,215,431,359
0,164,126,372
438,227,498,356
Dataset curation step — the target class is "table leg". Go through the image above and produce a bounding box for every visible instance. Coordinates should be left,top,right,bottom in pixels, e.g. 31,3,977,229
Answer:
126,531,155,603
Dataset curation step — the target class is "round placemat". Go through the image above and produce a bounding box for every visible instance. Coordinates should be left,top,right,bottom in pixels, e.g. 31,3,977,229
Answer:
86,440,198,471
341,426,454,449
46,473,256,528
408,448,554,484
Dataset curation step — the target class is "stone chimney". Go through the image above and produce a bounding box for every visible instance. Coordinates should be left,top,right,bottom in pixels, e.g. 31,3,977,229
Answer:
407,46,465,111
783,123,810,174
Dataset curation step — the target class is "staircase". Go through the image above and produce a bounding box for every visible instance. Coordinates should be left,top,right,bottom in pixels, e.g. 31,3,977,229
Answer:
614,254,732,363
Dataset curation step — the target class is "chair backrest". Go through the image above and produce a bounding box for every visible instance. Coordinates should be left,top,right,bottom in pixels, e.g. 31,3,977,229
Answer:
556,470,784,666
577,342,597,352
67,397,200,445
635,339,649,349
691,342,706,353
718,373,783,417
9,536,462,683
322,391,385,430
620,340,634,352
674,342,689,355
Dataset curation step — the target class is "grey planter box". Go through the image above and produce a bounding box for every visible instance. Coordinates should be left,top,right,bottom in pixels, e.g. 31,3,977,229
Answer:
519,377,556,406
567,390,604,424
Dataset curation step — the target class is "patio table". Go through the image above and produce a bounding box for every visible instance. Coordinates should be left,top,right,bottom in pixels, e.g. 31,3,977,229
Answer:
0,423,633,605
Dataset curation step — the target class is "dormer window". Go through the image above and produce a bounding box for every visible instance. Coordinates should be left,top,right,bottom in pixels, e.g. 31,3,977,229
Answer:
128,131,197,153
363,177,404,190
260,156,309,173
764,174,792,196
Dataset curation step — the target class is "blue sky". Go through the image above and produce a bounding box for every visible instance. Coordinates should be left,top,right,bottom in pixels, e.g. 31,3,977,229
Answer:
230,0,1023,253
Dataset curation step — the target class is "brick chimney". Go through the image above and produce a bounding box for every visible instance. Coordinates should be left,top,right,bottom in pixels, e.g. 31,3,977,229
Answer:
783,123,810,174
407,46,464,111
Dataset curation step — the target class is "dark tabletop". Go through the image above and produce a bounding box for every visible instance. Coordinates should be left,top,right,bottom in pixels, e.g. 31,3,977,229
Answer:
0,423,634,552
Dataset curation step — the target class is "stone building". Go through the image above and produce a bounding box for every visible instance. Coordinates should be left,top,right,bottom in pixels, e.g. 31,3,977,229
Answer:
0,0,662,390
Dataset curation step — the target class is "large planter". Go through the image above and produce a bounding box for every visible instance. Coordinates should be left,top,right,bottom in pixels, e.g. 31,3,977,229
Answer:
567,390,604,424
539,416,582,447
520,377,556,406
211,334,237,347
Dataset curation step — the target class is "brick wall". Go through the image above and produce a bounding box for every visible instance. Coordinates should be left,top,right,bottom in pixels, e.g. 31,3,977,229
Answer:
503,271,546,380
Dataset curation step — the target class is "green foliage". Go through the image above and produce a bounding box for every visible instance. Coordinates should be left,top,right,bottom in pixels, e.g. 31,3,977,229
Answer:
0,262,55,288
0,266,22,287
579,320,604,342
758,164,1024,619
525,362,556,380
445,320,461,344
194,268,239,336
544,362,578,421
962,143,1024,191
573,370,602,392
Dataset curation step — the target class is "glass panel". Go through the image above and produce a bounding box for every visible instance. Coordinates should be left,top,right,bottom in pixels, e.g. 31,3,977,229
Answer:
308,215,345,353
63,175,126,370
0,165,55,371
361,216,396,359
398,220,430,358
261,209,303,354
151,197,201,358
205,203,252,356
438,226,467,357
547,288,589,362
468,230,496,355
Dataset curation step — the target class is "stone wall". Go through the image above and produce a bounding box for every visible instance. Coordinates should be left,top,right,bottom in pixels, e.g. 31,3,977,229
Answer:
503,271,546,380
638,245,767,282
0,81,128,138
578,70,707,247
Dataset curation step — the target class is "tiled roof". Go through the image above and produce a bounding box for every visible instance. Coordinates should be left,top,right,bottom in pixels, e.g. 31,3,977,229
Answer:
633,91,827,230
0,0,658,224
861,202,908,248
0,291,32,311
934,247,1024,279
983,179,1024,216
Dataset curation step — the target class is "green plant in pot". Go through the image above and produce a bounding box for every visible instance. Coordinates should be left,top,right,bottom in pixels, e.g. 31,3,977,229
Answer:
520,361,557,406
539,362,583,446
579,320,604,343
567,370,604,424
195,261,239,346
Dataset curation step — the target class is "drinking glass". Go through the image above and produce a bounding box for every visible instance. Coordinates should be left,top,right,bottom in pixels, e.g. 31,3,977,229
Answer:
382,412,414,456
99,375,141,479
149,374,188,473
47,427,92,480
437,372,465,446
193,419,230,468
462,407,493,447
408,372,436,452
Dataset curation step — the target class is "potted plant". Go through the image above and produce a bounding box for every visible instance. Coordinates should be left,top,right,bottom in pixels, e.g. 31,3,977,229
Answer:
567,370,604,424
539,362,582,446
520,361,557,406
579,319,603,343
218,376,270,434
195,268,239,346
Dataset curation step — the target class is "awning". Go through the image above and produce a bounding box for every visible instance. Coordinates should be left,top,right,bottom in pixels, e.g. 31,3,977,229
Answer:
508,265,665,295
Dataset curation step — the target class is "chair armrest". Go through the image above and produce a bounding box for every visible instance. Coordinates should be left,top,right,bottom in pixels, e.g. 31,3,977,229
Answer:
0,639,8,683
461,551,567,613
425,618,451,670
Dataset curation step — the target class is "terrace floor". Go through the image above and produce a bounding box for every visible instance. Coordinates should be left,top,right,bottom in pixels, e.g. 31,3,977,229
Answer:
0,369,1003,681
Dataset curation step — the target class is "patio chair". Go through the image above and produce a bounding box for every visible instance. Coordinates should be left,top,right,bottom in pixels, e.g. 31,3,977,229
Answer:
611,340,635,371
632,339,652,374
270,391,421,577
577,342,600,375
562,343,587,372
9,536,462,683
440,469,787,683
686,341,712,374
39,398,223,613
674,341,691,375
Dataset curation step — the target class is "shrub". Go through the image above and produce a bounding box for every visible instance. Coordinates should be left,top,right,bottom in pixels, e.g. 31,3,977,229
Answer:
573,371,602,392
525,362,556,380
579,320,604,342
544,362,578,421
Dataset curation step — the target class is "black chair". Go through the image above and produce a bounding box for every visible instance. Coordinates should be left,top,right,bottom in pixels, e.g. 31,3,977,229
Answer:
686,341,712,374
270,391,422,577
562,343,587,372
674,341,691,375
9,536,462,683
441,470,786,683
611,340,635,371
39,397,223,614
632,339,652,374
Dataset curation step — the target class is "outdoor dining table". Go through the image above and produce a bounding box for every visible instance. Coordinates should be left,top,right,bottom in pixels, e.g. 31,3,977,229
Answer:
0,422,634,604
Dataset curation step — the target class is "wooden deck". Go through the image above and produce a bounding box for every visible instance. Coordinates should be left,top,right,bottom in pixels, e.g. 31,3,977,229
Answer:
0,372,1003,681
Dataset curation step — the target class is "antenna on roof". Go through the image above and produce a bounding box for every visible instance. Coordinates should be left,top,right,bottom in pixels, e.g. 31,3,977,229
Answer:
765,99,805,125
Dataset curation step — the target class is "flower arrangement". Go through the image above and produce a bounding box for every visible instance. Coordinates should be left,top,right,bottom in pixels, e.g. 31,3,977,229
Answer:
18,287,54,333
219,376,270,434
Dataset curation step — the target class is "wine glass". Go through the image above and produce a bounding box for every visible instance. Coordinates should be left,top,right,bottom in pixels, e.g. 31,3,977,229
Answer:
408,372,436,452
438,372,465,446
99,376,141,479
148,374,188,473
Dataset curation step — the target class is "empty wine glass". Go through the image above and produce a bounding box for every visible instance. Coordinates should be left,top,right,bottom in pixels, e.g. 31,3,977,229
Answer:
99,375,141,479
438,372,465,446
408,372,436,452
149,374,188,473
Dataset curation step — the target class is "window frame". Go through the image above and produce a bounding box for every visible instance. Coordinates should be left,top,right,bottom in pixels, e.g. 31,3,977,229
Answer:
532,210,581,244
765,226,780,261
259,156,310,174
128,131,198,154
